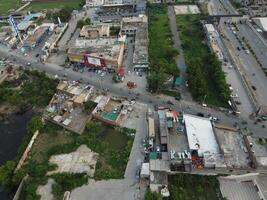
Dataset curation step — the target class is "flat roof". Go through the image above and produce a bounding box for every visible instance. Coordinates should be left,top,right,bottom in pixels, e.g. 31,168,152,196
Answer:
184,114,219,156
253,17,267,31
148,117,155,138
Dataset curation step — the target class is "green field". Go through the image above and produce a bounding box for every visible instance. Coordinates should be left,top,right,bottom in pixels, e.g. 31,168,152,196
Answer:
0,0,21,15
168,174,223,200
0,0,84,15
176,14,230,107
27,0,84,12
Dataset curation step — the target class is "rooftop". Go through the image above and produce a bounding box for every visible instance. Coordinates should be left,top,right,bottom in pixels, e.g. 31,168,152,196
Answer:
184,114,219,157
68,36,126,62
80,24,110,39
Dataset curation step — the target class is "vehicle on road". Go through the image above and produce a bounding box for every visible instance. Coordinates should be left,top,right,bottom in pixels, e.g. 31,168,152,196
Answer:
197,112,204,117
251,85,257,91
156,145,160,152
167,100,174,105
127,81,136,89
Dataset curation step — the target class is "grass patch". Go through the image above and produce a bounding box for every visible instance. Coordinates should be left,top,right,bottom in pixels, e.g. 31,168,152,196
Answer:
0,0,21,15
147,4,179,92
168,174,223,200
176,14,230,107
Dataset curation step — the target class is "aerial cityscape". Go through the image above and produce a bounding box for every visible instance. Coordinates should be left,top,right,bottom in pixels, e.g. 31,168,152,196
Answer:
0,0,267,199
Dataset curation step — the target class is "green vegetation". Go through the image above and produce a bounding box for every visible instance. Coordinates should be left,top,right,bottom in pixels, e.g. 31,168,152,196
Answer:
145,190,161,200
110,26,121,36
168,174,223,200
26,0,85,12
176,14,230,107
77,18,91,29
51,173,88,199
0,70,58,111
147,4,179,92
84,100,97,113
259,138,267,145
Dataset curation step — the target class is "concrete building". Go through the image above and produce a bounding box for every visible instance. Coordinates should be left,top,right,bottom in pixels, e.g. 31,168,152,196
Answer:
219,173,267,200
79,24,110,39
184,114,220,157
67,36,126,71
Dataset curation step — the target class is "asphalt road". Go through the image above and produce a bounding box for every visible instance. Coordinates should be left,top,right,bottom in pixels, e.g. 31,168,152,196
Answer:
1,43,267,137
221,18,267,111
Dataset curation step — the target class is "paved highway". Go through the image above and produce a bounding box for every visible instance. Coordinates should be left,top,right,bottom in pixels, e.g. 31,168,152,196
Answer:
220,18,267,113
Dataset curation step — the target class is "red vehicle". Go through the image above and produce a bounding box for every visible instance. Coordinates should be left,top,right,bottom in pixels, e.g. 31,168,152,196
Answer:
127,81,136,89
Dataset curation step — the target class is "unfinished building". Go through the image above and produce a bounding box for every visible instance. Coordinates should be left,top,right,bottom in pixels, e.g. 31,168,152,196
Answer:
44,81,95,134
120,15,148,71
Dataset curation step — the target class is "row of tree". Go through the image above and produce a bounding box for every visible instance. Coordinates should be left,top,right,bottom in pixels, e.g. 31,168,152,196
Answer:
147,4,180,92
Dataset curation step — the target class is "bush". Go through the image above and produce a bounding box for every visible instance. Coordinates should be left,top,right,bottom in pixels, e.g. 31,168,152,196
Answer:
51,173,88,199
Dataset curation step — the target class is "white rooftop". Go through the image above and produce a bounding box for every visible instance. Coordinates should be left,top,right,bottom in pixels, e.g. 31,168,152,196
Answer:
184,114,219,157
253,17,267,31
205,24,216,33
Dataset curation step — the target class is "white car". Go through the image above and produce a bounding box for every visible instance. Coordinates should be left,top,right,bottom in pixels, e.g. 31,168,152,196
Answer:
100,72,105,77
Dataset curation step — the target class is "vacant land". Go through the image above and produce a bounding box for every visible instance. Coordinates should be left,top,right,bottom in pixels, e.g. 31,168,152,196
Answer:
18,121,134,199
176,14,230,107
147,4,179,92
0,0,21,15
168,174,223,200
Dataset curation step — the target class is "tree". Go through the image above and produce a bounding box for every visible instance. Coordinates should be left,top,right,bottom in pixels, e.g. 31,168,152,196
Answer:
0,160,16,190
27,116,44,134
144,190,161,200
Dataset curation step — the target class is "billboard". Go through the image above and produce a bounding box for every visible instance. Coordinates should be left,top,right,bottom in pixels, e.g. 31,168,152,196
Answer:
87,56,101,66
8,16,19,36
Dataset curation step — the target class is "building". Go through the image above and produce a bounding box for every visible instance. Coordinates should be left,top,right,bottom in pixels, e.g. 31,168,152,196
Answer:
121,15,148,70
22,26,49,50
44,81,95,134
68,36,126,71
184,114,220,157
17,13,45,32
219,173,267,200
204,24,224,61
79,24,110,39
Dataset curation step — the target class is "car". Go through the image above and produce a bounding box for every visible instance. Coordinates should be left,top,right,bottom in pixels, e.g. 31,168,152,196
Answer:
135,168,140,179
100,72,106,77
197,112,204,117
127,81,136,89
251,85,257,91
230,93,238,98
202,103,207,107
35,54,39,57
156,145,160,152
235,101,242,105
237,47,241,51
167,100,174,105
27,62,31,66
